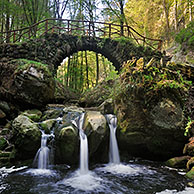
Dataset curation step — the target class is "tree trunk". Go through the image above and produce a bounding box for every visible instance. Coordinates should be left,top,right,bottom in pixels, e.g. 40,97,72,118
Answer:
174,0,178,32
188,0,193,22
5,0,10,43
96,53,99,86
119,0,124,36
85,51,89,89
163,0,170,44
80,51,84,91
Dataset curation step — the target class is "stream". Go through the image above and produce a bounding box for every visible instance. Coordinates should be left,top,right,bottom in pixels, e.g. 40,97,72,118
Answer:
0,159,194,194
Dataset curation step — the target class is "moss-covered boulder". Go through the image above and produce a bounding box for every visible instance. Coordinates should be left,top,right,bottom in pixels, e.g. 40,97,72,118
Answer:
40,119,56,134
11,115,41,159
22,109,42,122
165,156,191,168
186,167,194,180
54,125,79,164
0,59,55,108
0,136,8,150
114,59,189,160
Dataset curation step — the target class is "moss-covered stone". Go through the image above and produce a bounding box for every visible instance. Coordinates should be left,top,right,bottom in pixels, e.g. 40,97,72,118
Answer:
40,119,56,134
0,137,8,150
165,156,191,168
0,109,6,119
41,109,62,121
22,109,42,122
11,115,41,159
186,167,194,179
55,125,79,164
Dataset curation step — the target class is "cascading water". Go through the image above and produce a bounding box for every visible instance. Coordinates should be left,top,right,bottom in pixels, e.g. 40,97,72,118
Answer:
33,130,54,169
72,113,89,174
106,114,120,164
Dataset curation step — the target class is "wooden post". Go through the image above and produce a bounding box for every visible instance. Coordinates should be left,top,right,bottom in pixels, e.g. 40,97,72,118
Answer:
109,24,111,38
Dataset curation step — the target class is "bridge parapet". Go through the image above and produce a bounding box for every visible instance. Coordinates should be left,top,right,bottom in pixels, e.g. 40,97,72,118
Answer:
0,18,162,50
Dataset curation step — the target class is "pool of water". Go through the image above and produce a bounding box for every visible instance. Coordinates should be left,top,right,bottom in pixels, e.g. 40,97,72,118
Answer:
0,159,193,194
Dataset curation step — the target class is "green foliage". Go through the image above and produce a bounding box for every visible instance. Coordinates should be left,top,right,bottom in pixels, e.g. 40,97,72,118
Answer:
105,69,119,81
184,117,194,136
114,36,135,45
175,22,194,49
117,57,192,98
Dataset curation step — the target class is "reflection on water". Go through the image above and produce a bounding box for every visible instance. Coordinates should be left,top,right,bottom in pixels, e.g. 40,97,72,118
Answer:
0,160,194,194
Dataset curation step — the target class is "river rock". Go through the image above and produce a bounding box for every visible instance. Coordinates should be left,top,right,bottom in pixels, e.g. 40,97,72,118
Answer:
186,157,194,170
22,109,42,122
165,156,191,168
0,101,10,114
40,119,56,134
115,87,186,160
83,111,108,160
183,137,194,156
54,125,79,164
0,59,55,108
11,115,41,159
0,109,6,119
186,166,194,180
0,136,8,150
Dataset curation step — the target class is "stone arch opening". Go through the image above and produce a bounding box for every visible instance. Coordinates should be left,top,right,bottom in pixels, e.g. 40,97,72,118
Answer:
56,50,118,91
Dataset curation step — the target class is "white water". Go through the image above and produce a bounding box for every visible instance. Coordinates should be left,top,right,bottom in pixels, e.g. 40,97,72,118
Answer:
72,113,89,174
106,114,120,164
33,131,53,169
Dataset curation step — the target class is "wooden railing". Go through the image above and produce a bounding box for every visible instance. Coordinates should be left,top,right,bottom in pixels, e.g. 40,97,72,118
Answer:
0,18,162,50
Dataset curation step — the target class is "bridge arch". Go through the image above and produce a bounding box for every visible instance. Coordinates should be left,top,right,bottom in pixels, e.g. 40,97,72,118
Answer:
0,33,162,72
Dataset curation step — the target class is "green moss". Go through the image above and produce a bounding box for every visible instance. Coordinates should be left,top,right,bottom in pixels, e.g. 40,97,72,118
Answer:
186,167,194,180
0,137,7,150
22,109,42,122
13,58,52,76
175,21,194,49
114,36,135,45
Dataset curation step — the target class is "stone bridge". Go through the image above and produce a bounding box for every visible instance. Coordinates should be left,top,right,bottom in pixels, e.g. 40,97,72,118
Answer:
0,33,162,72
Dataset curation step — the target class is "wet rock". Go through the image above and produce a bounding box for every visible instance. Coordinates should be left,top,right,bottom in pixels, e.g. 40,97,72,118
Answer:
0,101,10,114
83,111,108,156
55,125,79,164
0,59,55,109
0,136,8,150
165,156,191,168
41,108,62,121
0,109,6,119
186,167,194,180
115,87,186,160
187,157,194,170
183,137,194,156
40,119,56,134
22,109,42,122
11,115,41,159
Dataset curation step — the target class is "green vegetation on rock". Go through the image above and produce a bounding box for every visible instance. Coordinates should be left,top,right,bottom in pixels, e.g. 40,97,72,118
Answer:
175,21,194,49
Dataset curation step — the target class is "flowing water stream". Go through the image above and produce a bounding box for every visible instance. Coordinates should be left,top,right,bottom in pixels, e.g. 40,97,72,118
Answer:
1,113,194,193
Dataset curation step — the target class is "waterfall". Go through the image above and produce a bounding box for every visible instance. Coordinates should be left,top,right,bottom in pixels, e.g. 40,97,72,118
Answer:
33,131,54,169
72,113,89,174
106,114,120,164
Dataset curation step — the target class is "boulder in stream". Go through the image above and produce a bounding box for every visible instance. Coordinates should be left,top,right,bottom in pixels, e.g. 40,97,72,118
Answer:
11,115,41,159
